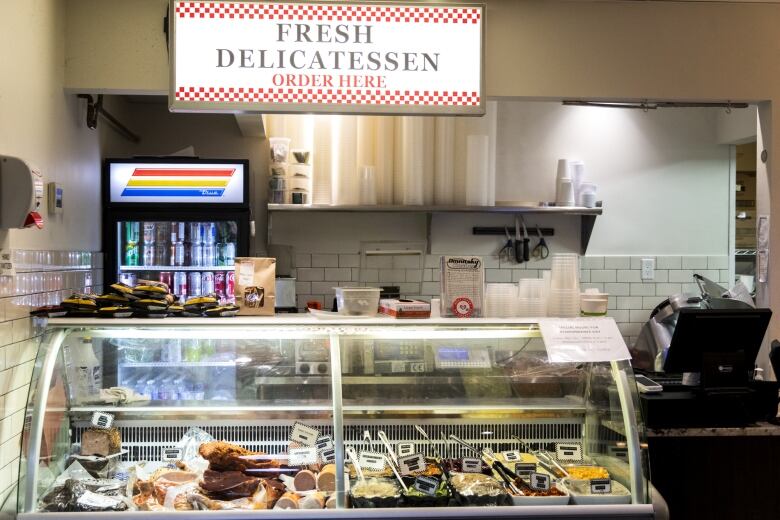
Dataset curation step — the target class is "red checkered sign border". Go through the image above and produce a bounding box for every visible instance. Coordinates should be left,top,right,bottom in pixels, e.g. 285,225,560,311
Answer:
175,86,480,106
175,1,481,24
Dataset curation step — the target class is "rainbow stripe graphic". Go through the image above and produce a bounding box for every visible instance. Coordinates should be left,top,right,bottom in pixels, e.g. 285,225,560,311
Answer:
120,168,236,197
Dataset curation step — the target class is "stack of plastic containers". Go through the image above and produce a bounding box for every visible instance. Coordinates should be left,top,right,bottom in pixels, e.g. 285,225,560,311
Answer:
547,253,581,317
484,283,517,317
268,137,290,203
289,149,312,204
517,278,547,317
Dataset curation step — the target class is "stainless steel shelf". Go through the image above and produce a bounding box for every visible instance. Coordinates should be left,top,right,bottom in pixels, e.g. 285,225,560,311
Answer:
119,265,234,271
121,361,236,368
69,402,332,414
342,397,586,413
268,203,603,215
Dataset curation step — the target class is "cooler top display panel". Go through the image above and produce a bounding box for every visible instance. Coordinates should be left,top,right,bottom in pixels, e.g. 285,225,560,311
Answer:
107,160,248,205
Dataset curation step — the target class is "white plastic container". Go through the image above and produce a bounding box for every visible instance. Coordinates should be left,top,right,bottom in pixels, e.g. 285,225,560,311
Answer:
334,287,381,316
580,291,609,316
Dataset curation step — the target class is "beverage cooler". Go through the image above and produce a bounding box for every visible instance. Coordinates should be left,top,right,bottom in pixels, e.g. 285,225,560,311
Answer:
102,158,251,303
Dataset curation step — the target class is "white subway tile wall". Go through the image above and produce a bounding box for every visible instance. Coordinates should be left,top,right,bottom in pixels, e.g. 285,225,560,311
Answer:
292,253,732,345
0,249,103,513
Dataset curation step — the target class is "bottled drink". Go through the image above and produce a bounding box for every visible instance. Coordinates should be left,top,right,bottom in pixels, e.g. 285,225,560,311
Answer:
143,379,156,400
142,244,155,266
155,222,170,244
124,222,140,266
202,271,215,295
191,222,204,244
226,271,235,299
214,271,226,298
161,339,182,363
159,271,173,290
183,339,201,362
191,242,203,267
224,242,236,266
173,240,185,266
72,337,102,403
154,244,169,266
202,242,215,266
143,222,156,244
173,272,187,300
188,272,202,296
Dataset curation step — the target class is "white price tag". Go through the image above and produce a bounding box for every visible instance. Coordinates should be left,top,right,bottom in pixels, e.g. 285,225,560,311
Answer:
320,447,336,464
358,451,386,471
161,447,183,461
396,443,416,457
315,435,334,452
461,457,482,473
530,472,550,491
90,412,114,429
590,478,612,494
289,422,320,446
500,450,522,463
288,447,318,466
539,318,630,363
413,476,440,496
514,462,536,477
555,443,583,461
398,453,427,476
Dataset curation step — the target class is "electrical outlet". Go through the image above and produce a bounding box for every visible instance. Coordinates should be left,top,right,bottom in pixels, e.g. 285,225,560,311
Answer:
0,250,15,277
641,258,655,281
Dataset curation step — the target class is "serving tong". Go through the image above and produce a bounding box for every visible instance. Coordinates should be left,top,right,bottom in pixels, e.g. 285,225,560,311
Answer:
511,435,569,478
377,430,409,493
448,434,524,495
414,425,455,494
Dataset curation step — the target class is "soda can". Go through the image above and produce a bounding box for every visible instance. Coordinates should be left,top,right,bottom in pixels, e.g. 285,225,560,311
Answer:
155,222,170,244
173,272,187,300
142,244,155,266
224,242,236,266
125,221,140,243
159,271,173,290
205,222,217,244
174,241,185,266
226,271,235,299
124,241,139,267
214,271,226,298
188,272,202,296
154,244,169,266
202,271,215,295
119,272,137,287
191,242,203,266
202,242,215,267
143,222,156,244
171,222,185,242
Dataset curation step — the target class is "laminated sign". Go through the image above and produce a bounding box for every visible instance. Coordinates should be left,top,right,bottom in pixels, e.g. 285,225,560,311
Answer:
539,318,631,363
170,1,483,115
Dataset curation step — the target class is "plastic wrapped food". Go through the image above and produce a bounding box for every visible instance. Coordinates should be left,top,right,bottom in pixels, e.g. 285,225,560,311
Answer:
449,472,511,507
349,478,402,508
39,479,128,512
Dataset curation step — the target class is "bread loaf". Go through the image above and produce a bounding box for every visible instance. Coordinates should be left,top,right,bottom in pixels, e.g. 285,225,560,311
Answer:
80,427,121,456
300,491,325,509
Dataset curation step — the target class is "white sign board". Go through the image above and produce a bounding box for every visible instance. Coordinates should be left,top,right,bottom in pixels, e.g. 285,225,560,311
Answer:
170,1,483,115
108,162,246,204
539,318,631,363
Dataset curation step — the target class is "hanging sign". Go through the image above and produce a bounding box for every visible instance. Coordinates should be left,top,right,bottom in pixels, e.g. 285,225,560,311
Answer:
170,1,484,115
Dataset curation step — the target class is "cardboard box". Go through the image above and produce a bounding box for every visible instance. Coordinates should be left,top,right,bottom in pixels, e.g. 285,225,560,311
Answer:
379,298,431,319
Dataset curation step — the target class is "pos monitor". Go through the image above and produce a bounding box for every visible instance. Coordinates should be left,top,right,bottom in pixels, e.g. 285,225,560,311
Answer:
663,308,772,390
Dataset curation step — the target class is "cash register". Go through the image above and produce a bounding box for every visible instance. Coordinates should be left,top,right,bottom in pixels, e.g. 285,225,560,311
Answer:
637,307,774,428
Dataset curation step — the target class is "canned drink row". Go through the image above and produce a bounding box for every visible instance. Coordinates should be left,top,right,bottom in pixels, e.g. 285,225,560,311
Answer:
118,271,235,302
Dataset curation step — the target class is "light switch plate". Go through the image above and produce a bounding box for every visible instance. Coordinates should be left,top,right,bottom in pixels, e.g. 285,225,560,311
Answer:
0,249,15,277
641,258,655,280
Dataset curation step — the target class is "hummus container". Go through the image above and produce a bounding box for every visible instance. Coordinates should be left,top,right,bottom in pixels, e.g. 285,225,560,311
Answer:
565,479,631,505
335,287,380,316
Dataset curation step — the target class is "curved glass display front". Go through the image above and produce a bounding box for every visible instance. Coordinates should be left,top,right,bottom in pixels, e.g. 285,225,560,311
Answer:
17,318,650,517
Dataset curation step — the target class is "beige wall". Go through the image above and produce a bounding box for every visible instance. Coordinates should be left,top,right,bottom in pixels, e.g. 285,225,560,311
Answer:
63,0,780,374
0,0,104,512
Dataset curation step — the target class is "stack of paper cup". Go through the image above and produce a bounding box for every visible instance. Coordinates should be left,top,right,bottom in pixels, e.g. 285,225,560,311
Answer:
555,159,575,206
547,254,581,317
570,161,585,205
517,279,547,317
485,283,518,318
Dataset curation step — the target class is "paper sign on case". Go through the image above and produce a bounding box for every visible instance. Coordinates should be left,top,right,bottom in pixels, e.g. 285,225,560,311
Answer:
539,318,631,363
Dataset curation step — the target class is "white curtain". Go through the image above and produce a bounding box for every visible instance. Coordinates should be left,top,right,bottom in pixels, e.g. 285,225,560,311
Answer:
264,101,497,206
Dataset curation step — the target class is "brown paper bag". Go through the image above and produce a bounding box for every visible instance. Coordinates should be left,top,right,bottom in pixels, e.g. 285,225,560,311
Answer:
234,257,276,315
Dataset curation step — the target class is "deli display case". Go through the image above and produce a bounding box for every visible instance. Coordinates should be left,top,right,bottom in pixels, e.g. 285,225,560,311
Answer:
16,317,654,518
